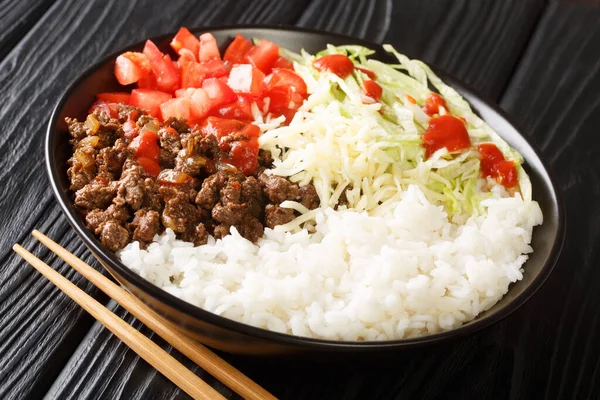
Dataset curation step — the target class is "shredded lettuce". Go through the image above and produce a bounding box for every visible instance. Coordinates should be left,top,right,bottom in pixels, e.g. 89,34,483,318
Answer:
258,43,536,226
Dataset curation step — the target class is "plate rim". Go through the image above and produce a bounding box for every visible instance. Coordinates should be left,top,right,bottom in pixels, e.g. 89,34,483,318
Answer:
45,24,566,350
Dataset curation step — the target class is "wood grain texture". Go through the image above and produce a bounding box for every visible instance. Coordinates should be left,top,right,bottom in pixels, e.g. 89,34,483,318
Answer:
3,0,598,399
0,0,55,60
381,0,546,101
500,3,600,398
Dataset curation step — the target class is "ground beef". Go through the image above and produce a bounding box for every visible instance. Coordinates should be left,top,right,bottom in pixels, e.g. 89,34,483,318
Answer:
158,127,181,168
66,118,87,140
174,149,208,177
131,209,161,244
96,147,124,179
74,180,116,210
116,161,146,210
298,184,320,210
258,172,299,204
241,177,263,217
67,160,94,191
100,221,129,252
264,204,295,228
258,149,273,168
161,192,200,234
67,110,321,251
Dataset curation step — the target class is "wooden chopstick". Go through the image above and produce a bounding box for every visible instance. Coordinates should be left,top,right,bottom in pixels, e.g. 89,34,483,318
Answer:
13,244,224,400
31,230,277,400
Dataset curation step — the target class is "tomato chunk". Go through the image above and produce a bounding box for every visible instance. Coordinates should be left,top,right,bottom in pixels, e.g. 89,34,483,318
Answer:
313,54,354,78
180,61,206,88
177,48,197,64
199,33,221,62
212,95,254,122
170,27,200,59
189,88,212,121
265,68,307,96
201,58,227,78
245,40,279,73
422,115,471,158
227,64,265,97
137,157,162,177
114,52,151,85
223,34,253,64
423,93,448,116
478,143,518,188
130,129,160,163
202,78,236,108
97,92,131,104
160,97,191,121
199,117,260,174
271,56,294,70
363,80,382,102
143,40,181,93
230,137,259,175
130,89,172,118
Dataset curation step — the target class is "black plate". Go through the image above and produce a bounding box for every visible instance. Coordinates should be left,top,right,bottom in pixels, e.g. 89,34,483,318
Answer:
45,25,565,356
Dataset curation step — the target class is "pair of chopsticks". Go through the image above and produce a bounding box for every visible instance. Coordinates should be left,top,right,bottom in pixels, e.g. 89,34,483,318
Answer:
13,230,277,400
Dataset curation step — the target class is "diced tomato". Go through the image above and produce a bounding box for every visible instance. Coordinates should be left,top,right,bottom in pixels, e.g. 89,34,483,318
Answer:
170,27,200,58
265,87,305,111
245,40,279,73
160,97,191,121
199,33,221,62
129,129,160,163
229,136,259,175
227,64,265,97
130,89,172,118
265,68,307,96
97,92,131,104
89,100,119,119
137,72,158,89
114,52,151,85
478,143,518,188
122,119,138,139
363,80,382,102
189,88,212,121
137,157,162,177
422,115,471,158
269,108,297,126
356,66,377,79
143,40,181,93
201,58,228,78
212,95,253,122
423,93,448,116
175,88,196,98
313,54,354,78
199,116,248,142
223,34,253,64
180,61,206,88
271,56,294,70
177,48,197,64
199,117,260,174
202,78,236,108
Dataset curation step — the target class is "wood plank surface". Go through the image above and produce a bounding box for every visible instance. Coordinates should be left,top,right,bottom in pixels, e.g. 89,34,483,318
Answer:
500,4,600,398
4,0,599,399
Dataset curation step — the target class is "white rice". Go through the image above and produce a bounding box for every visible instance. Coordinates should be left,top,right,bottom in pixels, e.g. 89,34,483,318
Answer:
119,184,542,340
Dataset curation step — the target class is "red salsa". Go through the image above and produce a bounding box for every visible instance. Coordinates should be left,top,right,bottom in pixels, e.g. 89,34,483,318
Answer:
312,54,355,78
423,93,448,116
422,115,471,158
478,143,518,188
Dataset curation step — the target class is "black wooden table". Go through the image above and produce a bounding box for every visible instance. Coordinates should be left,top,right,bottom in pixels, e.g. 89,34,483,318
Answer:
1,1,599,398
